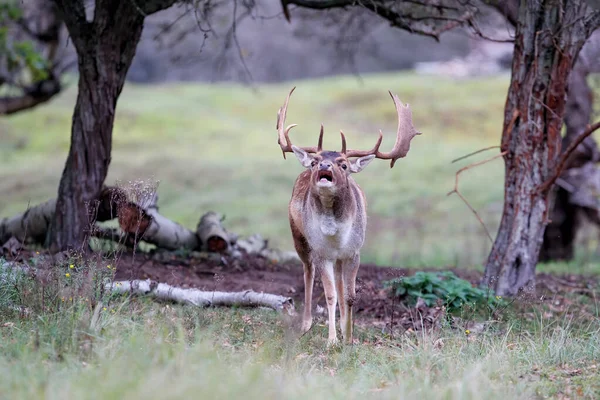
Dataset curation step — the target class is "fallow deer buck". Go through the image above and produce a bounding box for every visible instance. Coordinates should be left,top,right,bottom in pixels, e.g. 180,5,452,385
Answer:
276,87,421,345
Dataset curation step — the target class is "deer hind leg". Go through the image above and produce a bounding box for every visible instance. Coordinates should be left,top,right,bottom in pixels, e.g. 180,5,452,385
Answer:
301,261,315,333
319,260,338,346
334,260,346,334
342,253,360,344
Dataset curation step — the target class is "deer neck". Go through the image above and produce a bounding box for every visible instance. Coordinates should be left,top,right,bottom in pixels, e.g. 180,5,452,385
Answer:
309,185,354,222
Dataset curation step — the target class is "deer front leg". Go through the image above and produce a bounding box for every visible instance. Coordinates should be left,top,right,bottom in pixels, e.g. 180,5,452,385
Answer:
320,260,338,346
341,253,360,344
302,262,315,333
334,260,346,333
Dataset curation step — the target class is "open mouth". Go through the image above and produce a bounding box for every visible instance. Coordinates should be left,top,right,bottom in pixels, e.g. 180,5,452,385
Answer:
317,170,333,183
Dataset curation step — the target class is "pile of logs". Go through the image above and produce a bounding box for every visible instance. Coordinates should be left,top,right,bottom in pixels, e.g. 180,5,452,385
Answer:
0,184,299,264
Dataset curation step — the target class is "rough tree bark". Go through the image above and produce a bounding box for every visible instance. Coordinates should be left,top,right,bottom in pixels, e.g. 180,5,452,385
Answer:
48,0,144,252
48,0,177,253
482,1,600,295
539,30,600,261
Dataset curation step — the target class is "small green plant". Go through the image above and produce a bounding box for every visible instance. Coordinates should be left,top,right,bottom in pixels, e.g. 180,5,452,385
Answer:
384,271,503,313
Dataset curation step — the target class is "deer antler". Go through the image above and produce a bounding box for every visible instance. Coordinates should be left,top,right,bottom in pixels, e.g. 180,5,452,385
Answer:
277,86,323,159
343,91,421,168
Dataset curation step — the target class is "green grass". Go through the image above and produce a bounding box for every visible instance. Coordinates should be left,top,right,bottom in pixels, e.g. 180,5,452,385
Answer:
1,257,599,400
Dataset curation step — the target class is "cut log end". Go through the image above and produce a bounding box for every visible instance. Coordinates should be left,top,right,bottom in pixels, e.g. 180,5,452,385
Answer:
117,203,152,237
206,236,229,253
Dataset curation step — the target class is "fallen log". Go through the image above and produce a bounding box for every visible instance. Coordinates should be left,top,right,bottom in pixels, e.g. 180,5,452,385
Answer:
196,211,230,253
1,184,296,260
105,279,295,313
0,199,56,245
0,187,125,246
1,186,200,251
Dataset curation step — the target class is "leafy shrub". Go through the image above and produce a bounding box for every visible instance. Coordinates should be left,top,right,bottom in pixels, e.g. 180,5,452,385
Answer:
384,271,502,313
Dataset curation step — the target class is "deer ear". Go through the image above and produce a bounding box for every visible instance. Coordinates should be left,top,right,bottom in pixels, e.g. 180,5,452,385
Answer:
292,145,314,168
349,155,375,173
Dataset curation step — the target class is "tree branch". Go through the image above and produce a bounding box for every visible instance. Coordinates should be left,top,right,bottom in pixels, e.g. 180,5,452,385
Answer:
139,0,180,15
537,120,600,193
447,151,507,243
584,10,600,34
0,76,61,115
52,0,94,51
484,0,519,27
282,0,477,41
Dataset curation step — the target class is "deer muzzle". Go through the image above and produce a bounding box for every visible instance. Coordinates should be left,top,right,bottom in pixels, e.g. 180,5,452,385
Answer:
316,169,334,187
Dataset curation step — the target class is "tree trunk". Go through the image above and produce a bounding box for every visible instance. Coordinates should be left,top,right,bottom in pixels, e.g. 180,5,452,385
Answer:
539,30,600,261
482,1,596,296
48,0,145,252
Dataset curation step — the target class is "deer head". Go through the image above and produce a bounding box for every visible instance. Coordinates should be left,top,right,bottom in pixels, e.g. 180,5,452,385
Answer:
291,144,376,198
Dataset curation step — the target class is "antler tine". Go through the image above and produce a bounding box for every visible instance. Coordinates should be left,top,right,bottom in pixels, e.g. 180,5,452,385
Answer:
340,131,347,154
344,90,421,168
318,124,324,152
276,86,320,159
379,91,421,168
344,131,383,158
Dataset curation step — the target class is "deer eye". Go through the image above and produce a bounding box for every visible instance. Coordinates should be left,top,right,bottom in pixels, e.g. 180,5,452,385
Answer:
341,164,347,170
311,160,317,167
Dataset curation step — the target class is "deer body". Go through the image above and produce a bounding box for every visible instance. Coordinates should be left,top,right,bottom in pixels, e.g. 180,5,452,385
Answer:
276,87,420,345
289,163,369,345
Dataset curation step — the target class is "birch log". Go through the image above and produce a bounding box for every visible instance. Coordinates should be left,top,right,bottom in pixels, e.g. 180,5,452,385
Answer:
106,279,295,313
196,212,230,252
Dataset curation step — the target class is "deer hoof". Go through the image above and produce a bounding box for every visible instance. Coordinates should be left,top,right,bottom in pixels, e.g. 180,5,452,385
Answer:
327,337,339,348
301,319,312,333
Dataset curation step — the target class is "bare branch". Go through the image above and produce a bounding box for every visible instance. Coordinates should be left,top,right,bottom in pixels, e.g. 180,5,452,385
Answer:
0,76,61,115
537,120,600,193
139,0,180,15
447,151,507,243
484,0,518,27
282,0,479,41
451,145,500,163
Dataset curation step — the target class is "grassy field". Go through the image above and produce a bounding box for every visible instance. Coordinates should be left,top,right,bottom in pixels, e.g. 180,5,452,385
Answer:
0,72,514,268
1,257,599,400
